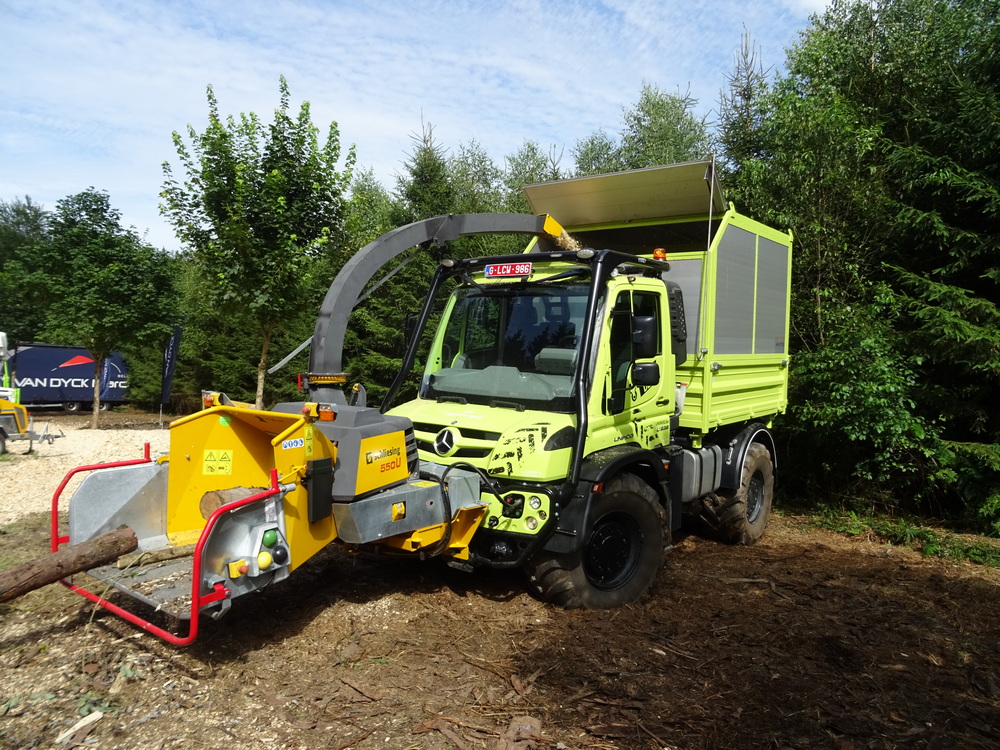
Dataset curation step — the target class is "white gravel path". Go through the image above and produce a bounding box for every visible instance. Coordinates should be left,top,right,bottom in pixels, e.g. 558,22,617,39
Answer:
0,423,171,526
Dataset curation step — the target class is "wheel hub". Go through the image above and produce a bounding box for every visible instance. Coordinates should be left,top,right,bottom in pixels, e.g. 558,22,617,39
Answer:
746,473,765,524
583,512,642,591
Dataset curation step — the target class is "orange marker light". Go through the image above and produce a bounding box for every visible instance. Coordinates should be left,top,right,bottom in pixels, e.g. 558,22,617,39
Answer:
653,248,667,260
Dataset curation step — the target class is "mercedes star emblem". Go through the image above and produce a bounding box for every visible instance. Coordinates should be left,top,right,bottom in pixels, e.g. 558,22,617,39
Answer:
433,428,458,456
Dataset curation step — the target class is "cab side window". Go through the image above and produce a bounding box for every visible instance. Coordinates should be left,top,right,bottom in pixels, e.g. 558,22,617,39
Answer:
608,292,632,414
607,290,662,414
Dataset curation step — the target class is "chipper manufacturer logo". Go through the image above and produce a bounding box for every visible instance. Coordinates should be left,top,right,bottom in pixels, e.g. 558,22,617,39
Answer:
365,445,401,468
356,432,409,495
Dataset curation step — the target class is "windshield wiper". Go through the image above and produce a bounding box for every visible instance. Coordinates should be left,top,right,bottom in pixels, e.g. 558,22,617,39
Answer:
459,271,486,291
436,394,469,405
489,399,525,412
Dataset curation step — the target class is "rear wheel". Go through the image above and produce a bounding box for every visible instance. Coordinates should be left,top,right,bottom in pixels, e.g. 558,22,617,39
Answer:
0,433,6,455
527,474,666,609
699,442,773,545
63,402,82,412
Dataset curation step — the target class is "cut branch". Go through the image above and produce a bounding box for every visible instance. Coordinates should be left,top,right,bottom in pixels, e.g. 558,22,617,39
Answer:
0,527,138,603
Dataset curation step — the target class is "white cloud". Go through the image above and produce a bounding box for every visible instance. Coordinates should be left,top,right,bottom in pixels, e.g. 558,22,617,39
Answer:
778,0,830,15
0,0,819,251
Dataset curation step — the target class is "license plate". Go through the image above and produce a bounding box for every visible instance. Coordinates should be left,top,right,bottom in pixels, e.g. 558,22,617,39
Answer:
484,262,532,277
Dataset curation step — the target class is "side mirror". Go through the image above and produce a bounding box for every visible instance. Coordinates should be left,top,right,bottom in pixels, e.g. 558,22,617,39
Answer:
665,281,688,367
632,316,658,360
403,314,418,342
632,362,660,386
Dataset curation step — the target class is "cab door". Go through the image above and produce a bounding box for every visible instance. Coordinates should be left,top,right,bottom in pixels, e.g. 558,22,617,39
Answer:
590,280,675,451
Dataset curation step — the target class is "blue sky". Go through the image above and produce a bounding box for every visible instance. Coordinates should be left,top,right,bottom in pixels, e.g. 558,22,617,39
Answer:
0,0,826,252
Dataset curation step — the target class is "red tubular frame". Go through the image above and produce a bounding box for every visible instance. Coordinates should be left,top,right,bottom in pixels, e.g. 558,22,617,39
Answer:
51,446,284,646
50,443,153,553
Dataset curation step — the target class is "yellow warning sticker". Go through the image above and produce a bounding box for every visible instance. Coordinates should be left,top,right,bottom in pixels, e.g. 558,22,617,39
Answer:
203,449,234,475
305,425,314,457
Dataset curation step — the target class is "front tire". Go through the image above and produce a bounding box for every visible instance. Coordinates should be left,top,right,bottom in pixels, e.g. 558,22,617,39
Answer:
63,402,82,412
699,442,773,545
527,474,666,609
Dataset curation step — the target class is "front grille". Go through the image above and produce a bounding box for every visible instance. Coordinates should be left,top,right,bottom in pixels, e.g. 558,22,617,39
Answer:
412,422,502,442
416,440,493,459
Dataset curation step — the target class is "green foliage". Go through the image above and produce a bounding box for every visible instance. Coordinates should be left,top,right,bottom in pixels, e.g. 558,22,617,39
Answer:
715,31,772,173
161,76,354,407
784,285,936,496
0,196,51,343
502,140,565,212
450,139,503,214
170,261,266,407
23,189,175,423
0,196,49,267
719,0,1000,529
619,83,710,169
392,121,454,223
814,510,1000,567
117,254,186,409
574,82,710,175
76,691,119,717
573,129,624,177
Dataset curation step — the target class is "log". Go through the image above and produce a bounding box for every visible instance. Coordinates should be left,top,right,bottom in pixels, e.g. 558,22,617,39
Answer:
0,527,138,603
199,486,260,520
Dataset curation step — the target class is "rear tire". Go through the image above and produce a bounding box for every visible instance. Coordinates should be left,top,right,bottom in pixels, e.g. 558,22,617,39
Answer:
63,402,82,412
527,474,666,609
0,433,6,455
699,442,773,545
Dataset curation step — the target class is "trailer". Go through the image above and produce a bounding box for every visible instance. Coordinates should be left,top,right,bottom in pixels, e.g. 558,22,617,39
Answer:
0,335,61,453
9,343,128,412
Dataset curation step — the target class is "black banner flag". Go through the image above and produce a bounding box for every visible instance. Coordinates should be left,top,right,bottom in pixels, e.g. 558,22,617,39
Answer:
160,326,182,405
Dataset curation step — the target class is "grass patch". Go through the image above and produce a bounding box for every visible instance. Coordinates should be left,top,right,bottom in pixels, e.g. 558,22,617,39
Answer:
0,512,55,572
814,510,1000,567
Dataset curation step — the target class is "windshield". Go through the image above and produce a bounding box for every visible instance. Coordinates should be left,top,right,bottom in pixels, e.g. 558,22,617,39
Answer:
421,282,590,412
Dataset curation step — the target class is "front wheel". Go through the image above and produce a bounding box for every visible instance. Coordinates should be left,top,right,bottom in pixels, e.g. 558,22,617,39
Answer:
63,402,82,412
699,442,773,545
526,474,666,609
